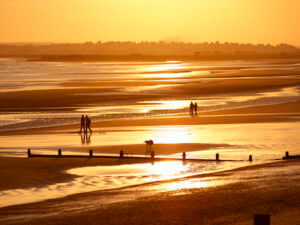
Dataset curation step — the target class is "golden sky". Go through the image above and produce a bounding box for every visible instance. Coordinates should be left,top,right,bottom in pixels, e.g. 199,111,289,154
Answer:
0,0,299,45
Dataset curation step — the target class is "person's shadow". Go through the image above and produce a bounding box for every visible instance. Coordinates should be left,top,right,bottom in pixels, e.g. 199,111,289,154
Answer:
80,132,92,145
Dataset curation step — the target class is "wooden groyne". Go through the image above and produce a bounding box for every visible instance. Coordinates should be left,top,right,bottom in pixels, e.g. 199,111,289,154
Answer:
27,149,247,162
282,151,300,160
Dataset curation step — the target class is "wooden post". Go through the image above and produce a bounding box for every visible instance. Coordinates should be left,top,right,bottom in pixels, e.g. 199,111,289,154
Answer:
285,151,289,158
249,155,253,162
182,152,186,160
89,150,93,157
151,150,155,159
254,214,270,225
216,153,219,161
120,150,124,159
58,149,62,157
27,148,31,157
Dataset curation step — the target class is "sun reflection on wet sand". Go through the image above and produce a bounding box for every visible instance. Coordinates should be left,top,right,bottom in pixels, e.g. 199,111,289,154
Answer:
148,63,187,72
1,123,300,161
0,160,249,208
146,72,191,78
142,63,193,78
1,84,299,132
149,126,193,144
68,161,190,179
150,177,230,193
139,100,189,113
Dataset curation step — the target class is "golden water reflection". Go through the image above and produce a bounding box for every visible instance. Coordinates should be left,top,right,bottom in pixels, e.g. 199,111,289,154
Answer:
148,63,186,72
68,160,239,195
150,126,193,144
1,123,299,162
152,177,230,192
144,63,191,78
0,161,239,208
69,161,191,179
139,100,188,113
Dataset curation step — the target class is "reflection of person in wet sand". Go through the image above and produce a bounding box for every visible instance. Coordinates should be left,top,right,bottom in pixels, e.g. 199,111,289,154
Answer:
81,132,91,145
86,133,91,144
81,133,85,144
190,102,194,116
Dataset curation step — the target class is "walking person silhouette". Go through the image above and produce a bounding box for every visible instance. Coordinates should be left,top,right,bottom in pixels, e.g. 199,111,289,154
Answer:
190,102,194,116
79,115,85,133
194,102,198,116
85,115,92,133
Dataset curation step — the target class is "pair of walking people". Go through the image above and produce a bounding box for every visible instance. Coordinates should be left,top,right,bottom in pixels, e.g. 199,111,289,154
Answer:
79,115,92,133
190,101,198,116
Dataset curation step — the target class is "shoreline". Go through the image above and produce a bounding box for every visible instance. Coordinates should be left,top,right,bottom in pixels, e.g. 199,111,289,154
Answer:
0,149,245,192
0,157,282,203
0,158,298,225
1,100,300,136
0,157,244,209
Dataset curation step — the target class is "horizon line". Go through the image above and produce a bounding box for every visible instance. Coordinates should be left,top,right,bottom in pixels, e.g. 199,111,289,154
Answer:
0,41,299,47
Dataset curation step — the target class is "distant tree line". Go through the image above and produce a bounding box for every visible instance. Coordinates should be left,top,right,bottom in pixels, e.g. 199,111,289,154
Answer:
0,41,299,60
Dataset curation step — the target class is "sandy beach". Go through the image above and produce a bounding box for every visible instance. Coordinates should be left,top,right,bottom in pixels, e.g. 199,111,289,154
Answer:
0,158,298,225
2,1,300,224
0,58,300,224
1,99,300,137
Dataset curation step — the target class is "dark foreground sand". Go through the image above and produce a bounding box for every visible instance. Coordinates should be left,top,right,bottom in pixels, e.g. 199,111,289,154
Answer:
0,159,299,225
0,157,155,191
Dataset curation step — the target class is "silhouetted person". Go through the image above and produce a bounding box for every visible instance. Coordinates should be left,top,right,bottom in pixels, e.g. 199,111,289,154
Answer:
145,140,154,153
79,115,85,133
194,102,198,115
85,115,92,133
190,102,194,116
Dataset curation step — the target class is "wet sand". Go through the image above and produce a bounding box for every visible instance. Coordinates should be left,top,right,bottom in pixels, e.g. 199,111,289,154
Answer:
0,145,231,192
0,159,298,225
1,66,300,111
1,100,300,137
0,157,154,191
0,59,299,224
1,78,300,110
